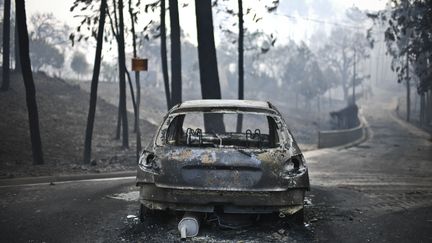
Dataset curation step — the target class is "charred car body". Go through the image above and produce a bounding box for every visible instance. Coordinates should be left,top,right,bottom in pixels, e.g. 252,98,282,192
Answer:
136,100,309,221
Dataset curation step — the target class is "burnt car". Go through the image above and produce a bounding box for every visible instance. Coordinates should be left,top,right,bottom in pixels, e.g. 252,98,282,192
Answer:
136,100,310,222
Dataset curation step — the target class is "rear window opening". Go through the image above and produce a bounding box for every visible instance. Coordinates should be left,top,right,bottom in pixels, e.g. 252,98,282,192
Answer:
164,112,281,148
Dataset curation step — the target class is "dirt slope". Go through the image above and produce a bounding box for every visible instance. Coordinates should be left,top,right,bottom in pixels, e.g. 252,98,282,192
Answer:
0,71,156,177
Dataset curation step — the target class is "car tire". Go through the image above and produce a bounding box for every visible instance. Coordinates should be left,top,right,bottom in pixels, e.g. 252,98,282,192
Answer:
291,208,304,225
139,204,168,223
139,204,152,223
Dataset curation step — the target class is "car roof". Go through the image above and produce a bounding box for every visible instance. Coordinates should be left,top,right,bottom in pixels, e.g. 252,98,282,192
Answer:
171,99,279,115
179,99,271,109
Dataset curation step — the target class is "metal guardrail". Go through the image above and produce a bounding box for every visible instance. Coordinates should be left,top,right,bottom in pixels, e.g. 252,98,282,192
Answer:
318,116,365,148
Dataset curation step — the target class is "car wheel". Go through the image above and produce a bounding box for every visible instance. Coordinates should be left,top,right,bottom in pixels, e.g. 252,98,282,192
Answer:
139,204,152,223
290,208,304,225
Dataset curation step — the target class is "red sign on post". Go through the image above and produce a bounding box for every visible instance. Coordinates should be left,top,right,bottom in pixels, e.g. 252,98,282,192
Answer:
132,58,148,71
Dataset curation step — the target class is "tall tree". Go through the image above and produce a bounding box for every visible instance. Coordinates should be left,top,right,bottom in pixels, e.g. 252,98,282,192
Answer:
83,0,107,164
405,52,410,121
105,0,123,140
375,0,431,122
128,0,139,132
1,0,11,91
110,0,124,141
161,0,171,109
287,43,327,109
195,0,225,132
118,0,129,148
29,39,64,72
215,0,279,131
14,15,20,73
16,0,44,165
124,68,140,160
320,27,370,104
107,0,129,146
71,51,88,80
70,0,141,146
128,0,141,158
169,0,182,107
236,0,244,132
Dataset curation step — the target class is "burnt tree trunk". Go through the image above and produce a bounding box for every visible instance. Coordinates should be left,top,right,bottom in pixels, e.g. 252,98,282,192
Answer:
420,92,424,125
352,49,356,104
128,0,139,132
110,0,123,141
116,96,121,139
195,0,225,133
125,69,140,160
1,0,11,91
14,16,21,72
236,0,244,133
341,50,349,104
427,91,430,124
161,0,171,110
118,0,129,148
16,0,44,165
406,53,410,122
83,0,107,164
128,0,141,158
169,0,182,107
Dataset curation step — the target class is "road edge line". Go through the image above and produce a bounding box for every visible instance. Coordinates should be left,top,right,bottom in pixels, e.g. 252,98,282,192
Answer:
0,170,137,187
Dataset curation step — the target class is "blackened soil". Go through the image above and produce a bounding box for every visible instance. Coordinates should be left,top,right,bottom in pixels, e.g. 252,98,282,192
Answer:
0,71,156,177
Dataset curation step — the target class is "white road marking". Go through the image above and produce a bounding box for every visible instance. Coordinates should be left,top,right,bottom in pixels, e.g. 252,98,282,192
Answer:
0,176,136,188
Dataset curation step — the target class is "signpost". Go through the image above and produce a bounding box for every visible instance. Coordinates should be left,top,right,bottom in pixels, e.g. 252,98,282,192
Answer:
132,58,148,72
132,58,148,162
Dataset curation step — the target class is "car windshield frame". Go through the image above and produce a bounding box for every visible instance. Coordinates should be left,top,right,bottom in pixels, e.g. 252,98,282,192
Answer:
154,109,292,149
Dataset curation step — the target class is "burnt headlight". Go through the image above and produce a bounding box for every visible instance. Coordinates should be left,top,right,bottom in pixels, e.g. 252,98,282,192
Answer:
138,150,159,172
283,155,302,175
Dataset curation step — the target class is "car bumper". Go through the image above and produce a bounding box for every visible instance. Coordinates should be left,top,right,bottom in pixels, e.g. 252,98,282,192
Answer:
138,183,305,214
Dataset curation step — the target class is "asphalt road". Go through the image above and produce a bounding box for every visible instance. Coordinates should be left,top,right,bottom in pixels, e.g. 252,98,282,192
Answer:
1,97,431,242
305,98,432,243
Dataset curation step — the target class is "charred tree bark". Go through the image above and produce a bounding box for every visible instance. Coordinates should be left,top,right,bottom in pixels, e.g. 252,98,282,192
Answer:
1,0,11,91
161,0,171,110
118,0,129,148
169,0,182,107
341,49,349,104
128,0,141,157
107,3,122,141
430,90,432,124
352,49,356,105
317,96,321,124
195,0,225,133
406,53,410,122
14,17,21,72
236,0,244,133
116,96,121,139
16,0,44,165
420,92,425,125
83,0,107,164
125,68,140,161
128,0,139,132
427,91,430,124
342,82,349,105
109,0,124,141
